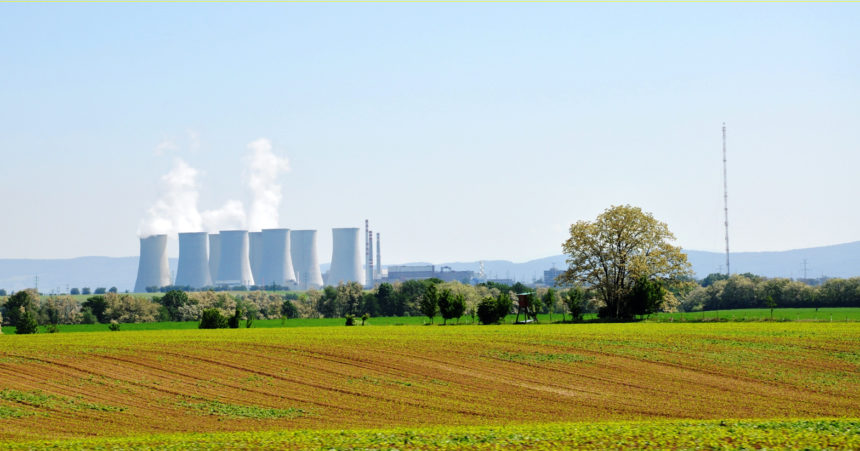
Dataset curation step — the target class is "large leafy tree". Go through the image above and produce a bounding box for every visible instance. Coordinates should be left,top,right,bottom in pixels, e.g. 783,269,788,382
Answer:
559,205,691,319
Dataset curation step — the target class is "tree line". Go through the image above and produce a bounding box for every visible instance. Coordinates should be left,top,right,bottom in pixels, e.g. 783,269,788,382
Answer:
682,273,860,311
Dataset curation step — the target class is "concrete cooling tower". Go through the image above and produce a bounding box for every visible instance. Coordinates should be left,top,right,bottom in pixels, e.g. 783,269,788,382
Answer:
208,233,220,284
216,230,254,287
249,231,263,286
290,230,324,290
261,228,296,288
175,232,212,289
134,234,171,293
327,227,363,286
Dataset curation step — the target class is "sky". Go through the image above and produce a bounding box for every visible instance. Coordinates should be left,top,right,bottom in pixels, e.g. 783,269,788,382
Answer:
1,4,859,264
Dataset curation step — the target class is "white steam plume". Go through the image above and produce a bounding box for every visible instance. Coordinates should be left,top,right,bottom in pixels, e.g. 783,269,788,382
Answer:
139,158,202,237
244,138,290,231
141,137,287,236
202,200,247,232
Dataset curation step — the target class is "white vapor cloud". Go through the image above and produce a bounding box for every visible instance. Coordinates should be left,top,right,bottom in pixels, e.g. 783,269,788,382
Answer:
139,158,202,237
154,139,179,156
140,137,289,237
202,200,247,232
244,138,290,231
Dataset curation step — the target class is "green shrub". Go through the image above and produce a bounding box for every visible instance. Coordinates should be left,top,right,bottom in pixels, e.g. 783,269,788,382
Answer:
344,314,355,326
477,297,501,325
228,308,241,329
199,309,228,329
15,310,38,334
46,324,60,334
108,320,121,332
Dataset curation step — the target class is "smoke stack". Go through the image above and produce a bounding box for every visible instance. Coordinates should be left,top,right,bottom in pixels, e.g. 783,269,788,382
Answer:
208,233,220,285
261,228,297,288
216,230,254,287
327,228,363,286
175,232,212,289
290,230,324,290
365,220,374,287
249,231,263,286
376,232,381,280
134,235,171,293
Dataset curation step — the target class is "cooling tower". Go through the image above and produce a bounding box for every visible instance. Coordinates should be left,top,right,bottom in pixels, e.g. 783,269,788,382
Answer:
208,233,220,284
175,232,212,289
216,230,254,286
290,229,324,290
134,234,171,293
261,228,297,288
249,231,263,286
327,227,364,286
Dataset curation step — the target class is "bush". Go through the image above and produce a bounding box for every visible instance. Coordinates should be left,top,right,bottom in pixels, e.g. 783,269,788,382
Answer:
80,308,97,324
228,308,241,329
4,289,38,327
70,288,80,295
16,310,38,334
495,293,513,322
281,300,298,319
94,287,107,295
199,309,228,329
81,288,91,295
108,320,121,332
46,324,60,333
344,314,355,326
361,312,370,326
82,296,109,323
477,297,501,325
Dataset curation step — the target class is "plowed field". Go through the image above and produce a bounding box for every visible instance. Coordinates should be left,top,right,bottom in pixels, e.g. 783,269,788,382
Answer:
0,323,857,444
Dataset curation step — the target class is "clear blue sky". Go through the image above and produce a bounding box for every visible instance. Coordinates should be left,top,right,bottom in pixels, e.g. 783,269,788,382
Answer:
1,4,858,264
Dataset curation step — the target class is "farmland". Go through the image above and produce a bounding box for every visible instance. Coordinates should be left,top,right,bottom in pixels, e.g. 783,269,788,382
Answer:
0,323,857,447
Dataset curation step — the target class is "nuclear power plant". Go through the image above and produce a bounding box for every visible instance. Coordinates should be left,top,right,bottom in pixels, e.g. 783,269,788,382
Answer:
134,220,382,292
174,232,212,288
327,228,363,286
134,234,171,292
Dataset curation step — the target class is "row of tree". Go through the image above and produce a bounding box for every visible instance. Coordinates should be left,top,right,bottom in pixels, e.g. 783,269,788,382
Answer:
683,274,860,311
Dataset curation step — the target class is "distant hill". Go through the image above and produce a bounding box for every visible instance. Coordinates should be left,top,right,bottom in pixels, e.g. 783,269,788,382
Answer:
1,241,858,293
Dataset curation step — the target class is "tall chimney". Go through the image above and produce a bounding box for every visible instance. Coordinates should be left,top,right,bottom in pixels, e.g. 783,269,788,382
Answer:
375,232,381,280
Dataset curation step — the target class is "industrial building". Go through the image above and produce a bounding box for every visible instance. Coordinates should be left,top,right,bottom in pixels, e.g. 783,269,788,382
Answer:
291,229,324,290
174,232,212,288
543,267,565,287
327,228,363,286
133,234,171,292
385,265,474,283
260,228,296,288
216,230,254,286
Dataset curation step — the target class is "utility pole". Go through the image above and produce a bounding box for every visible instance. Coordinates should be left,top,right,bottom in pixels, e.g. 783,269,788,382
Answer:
722,123,731,276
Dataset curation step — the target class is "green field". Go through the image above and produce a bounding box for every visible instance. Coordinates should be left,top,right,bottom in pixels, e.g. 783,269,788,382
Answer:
0,321,857,449
4,419,857,450
3,307,858,335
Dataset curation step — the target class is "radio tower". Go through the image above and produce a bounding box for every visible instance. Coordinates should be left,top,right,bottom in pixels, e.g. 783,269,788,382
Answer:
722,123,730,276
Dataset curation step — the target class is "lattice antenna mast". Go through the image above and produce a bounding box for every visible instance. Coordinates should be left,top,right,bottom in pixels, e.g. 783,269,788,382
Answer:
722,123,730,276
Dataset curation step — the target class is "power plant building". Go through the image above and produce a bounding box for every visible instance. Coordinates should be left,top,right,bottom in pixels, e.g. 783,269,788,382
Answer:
216,230,254,287
290,230,324,290
260,228,297,288
327,227,363,286
385,265,474,283
174,232,212,288
134,234,171,292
